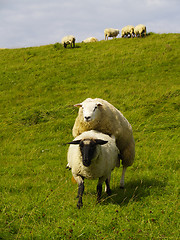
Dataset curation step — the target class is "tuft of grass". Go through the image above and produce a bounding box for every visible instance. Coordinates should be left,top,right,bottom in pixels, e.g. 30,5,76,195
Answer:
0,34,180,239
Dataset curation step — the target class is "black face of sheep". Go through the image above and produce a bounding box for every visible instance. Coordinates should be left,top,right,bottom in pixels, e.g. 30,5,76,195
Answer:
68,139,108,167
80,140,96,167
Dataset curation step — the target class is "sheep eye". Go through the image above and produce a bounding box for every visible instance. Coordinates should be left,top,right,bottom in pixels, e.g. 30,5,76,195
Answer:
93,106,97,112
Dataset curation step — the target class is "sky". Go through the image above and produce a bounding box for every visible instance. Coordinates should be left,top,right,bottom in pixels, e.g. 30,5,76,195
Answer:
0,0,180,48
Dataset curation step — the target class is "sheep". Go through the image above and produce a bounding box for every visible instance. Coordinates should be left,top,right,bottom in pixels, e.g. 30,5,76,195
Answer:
67,130,120,208
61,35,75,48
72,98,135,188
121,25,134,38
134,24,147,38
104,28,119,40
82,37,98,43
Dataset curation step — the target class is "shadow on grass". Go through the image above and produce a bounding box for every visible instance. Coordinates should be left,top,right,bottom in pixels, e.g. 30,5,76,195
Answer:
100,177,167,206
53,43,81,50
66,46,81,49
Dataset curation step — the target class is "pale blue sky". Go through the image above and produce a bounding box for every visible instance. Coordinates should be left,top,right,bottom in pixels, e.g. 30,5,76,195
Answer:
0,0,179,48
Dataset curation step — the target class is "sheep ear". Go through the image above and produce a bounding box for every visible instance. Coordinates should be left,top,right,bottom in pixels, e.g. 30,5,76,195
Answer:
74,103,82,108
97,102,103,107
67,140,81,145
94,140,108,145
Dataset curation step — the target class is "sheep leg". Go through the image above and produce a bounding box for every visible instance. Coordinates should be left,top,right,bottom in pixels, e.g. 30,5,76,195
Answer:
77,182,84,209
74,176,84,208
120,166,127,189
97,184,102,203
97,177,105,202
105,176,111,195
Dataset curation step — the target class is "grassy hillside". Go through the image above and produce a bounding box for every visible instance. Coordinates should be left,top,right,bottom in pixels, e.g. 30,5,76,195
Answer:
0,33,179,239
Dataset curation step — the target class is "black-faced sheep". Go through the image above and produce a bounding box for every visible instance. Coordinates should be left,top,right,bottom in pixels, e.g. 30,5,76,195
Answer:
67,130,120,208
61,35,76,48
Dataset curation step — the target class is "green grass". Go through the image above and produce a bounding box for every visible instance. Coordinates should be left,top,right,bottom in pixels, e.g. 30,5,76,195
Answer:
0,33,179,239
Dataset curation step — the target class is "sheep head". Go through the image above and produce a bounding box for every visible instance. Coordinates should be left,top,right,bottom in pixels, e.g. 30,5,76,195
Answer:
74,99,103,122
67,138,108,167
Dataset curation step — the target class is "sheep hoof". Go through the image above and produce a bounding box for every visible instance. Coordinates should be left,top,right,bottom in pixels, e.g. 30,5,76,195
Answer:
106,189,112,196
77,202,83,209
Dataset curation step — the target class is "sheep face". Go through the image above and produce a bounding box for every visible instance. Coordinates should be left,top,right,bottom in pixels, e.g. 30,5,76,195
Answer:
82,102,102,122
68,139,108,167
75,101,103,122
80,139,97,167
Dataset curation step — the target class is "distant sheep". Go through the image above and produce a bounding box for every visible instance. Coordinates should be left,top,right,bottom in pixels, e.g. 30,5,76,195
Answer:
134,24,147,38
121,25,134,38
61,35,75,48
72,98,135,188
104,28,119,40
83,37,98,43
67,130,120,208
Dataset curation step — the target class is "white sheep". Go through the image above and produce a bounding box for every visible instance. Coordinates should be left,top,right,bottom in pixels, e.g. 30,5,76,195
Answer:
134,24,147,38
82,37,98,43
104,28,119,40
67,130,120,208
121,25,134,38
72,98,135,188
61,35,76,48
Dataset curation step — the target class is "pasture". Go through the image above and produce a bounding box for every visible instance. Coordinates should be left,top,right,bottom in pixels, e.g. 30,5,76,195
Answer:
0,33,179,239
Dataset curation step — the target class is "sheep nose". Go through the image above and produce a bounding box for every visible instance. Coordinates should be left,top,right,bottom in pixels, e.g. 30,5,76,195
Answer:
85,116,91,122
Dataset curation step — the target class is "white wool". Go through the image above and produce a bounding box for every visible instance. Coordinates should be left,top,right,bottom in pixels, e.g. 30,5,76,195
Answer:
72,98,135,187
67,130,119,183
61,35,76,47
121,25,134,38
104,28,119,40
73,98,135,166
134,24,147,37
83,37,98,43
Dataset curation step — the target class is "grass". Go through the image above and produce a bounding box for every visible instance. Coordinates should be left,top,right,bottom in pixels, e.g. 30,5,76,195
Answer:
0,33,180,239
